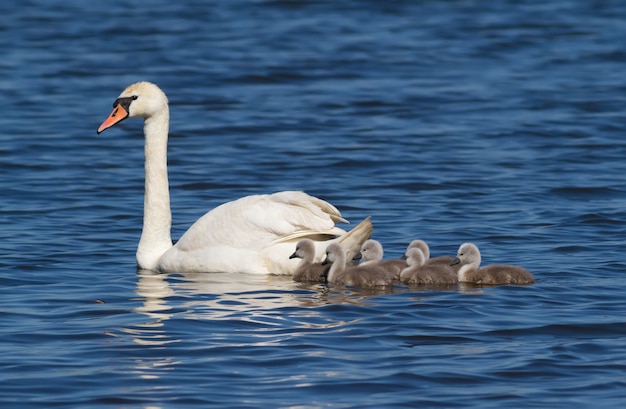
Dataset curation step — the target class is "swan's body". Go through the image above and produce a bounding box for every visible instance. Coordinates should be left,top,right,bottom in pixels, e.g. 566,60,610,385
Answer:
450,243,535,285
98,82,372,274
400,248,457,285
323,243,394,287
354,239,406,279
289,239,330,282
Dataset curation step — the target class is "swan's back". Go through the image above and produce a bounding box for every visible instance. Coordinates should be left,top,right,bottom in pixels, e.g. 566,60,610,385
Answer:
452,242,534,285
175,192,346,251
290,239,330,282
159,192,373,275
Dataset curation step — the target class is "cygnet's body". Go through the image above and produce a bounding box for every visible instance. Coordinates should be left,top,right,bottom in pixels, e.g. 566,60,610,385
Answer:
451,242,535,285
323,243,394,288
400,248,457,285
289,239,330,283
354,239,407,279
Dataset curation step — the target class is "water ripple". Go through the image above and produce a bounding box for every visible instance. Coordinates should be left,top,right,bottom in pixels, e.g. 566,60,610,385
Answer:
2,0,626,408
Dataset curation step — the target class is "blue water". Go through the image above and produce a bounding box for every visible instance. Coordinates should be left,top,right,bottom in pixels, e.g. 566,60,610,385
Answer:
2,0,626,407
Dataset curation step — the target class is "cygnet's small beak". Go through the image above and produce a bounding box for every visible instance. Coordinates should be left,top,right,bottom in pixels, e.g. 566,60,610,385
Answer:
289,252,298,259
352,252,362,261
450,257,461,266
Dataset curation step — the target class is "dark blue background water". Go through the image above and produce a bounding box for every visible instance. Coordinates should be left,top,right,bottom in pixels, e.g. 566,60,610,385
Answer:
2,1,626,407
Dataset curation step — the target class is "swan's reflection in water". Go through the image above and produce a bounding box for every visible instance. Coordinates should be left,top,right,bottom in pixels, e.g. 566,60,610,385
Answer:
126,270,325,349
129,270,403,341
132,270,463,328
134,270,305,319
122,269,455,387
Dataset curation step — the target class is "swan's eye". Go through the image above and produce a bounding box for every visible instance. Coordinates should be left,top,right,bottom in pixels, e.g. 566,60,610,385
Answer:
113,96,138,109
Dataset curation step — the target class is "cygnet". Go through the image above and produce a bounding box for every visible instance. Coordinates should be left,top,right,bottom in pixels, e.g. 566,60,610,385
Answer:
323,242,394,288
353,239,407,279
450,242,535,285
289,239,330,283
399,248,457,285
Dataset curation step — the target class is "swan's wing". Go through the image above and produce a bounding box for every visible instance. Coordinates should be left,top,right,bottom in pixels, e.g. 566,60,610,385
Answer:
174,191,348,252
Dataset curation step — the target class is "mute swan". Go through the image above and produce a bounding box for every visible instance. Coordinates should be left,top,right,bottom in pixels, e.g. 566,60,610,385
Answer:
353,239,407,279
322,243,394,287
399,248,457,285
450,243,535,285
289,239,330,282
97,81,372,275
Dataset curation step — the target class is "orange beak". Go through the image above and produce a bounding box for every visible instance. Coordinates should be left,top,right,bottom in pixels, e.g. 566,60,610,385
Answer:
97,104,129,134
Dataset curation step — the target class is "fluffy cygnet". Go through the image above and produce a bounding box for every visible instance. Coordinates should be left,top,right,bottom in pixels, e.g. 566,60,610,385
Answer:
450,242,535,285
289,239,330,283
353,239,407,279
399,248,457,285
323,242,394,288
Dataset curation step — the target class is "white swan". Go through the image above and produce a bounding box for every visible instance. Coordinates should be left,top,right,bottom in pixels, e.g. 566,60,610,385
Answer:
289,239,330,282
450,243,535,285
322,243,394,287
97,81,372,275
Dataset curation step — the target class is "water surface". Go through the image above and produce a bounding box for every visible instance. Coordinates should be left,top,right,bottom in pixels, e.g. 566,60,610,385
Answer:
1,1,626,408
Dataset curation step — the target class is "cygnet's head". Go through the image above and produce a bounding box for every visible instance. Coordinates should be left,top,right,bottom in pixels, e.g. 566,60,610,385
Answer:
322,242,345,265
405,247,427,267
407,239,430,259
451,242,481,268
358,239,384,262
289,239,316,261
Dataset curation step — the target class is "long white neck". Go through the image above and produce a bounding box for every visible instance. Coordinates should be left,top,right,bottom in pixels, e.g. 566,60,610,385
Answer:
136,108,173,270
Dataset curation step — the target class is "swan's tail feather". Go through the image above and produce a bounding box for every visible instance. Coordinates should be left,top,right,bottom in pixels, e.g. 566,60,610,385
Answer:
337,216,373,265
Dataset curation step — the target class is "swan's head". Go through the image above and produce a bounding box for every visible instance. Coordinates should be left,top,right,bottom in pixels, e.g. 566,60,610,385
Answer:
97,81,169,134
450,242,481,269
